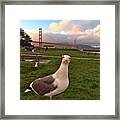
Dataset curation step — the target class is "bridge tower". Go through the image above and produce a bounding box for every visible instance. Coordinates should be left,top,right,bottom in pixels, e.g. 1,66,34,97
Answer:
74,39,76,47
39,28,42,47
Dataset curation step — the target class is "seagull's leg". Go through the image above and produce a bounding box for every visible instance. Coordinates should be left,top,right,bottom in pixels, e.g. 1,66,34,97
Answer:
49,96,52,100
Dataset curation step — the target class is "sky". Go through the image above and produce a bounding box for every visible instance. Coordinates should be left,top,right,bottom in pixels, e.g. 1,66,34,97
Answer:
20,20,100,46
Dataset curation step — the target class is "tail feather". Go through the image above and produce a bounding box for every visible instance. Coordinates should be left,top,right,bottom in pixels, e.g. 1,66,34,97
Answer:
24,86,33,93
25,89,31,92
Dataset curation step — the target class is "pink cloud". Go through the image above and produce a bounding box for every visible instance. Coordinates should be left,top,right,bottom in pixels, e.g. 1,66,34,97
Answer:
25,24,100,46
49,20,81,33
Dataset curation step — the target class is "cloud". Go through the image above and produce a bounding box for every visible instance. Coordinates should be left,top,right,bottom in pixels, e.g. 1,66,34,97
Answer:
49,20,81,33
26,29,39,40
49,20,69,31
79,20,100,31
85,25,100,37
93,25,100,37
49,22,60,31
25,24,100,46
74,25,100,45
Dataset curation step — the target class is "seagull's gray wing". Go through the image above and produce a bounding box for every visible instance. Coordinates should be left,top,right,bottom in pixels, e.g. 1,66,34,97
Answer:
32,75,57,95
40,75,55,84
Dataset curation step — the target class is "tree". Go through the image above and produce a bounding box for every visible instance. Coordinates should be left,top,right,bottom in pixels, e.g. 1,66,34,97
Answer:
20,28,35,51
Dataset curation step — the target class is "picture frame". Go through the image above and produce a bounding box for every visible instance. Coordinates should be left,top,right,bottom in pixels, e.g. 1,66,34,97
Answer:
0,0,119,119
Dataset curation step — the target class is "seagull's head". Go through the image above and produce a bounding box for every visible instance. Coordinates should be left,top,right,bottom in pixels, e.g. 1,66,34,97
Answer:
62,55,71,64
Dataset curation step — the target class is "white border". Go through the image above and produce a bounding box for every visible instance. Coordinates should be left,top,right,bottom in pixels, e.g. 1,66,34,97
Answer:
5,5,115,115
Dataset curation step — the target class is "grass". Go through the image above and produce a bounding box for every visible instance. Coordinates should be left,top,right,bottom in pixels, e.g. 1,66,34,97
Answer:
20,48,100,100
21,48,100,58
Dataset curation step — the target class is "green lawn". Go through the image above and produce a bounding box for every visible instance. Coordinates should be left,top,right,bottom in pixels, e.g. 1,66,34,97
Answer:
20,49,100,100
21,48,100,59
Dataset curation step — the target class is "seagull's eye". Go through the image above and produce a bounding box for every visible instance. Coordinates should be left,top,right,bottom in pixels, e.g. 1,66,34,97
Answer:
69,57,71,59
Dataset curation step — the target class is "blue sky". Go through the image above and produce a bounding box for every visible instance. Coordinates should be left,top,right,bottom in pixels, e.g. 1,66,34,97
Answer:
20,20,100,46
20,20,100,32
20,20,61,31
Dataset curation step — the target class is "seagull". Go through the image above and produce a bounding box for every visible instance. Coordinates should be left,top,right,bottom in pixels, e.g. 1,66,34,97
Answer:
25,55,71,100
35,61,38,67
32,49,35,53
